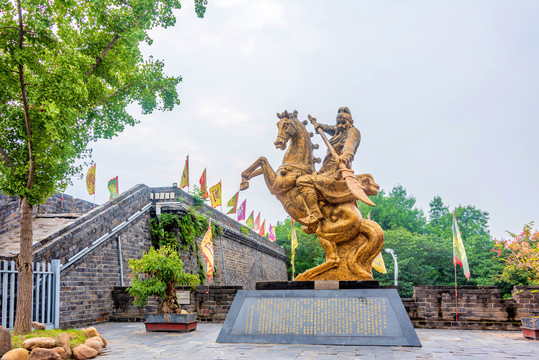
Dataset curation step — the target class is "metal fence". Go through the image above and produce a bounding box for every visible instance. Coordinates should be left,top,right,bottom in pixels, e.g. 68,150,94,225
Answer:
0,260,60,329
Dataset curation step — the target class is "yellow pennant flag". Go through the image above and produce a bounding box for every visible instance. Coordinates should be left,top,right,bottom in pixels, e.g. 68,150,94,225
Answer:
372,252,387,274
209,182,222,208
200,221,214,280
291,220,298,279
180,155,189,189
85,165,96,195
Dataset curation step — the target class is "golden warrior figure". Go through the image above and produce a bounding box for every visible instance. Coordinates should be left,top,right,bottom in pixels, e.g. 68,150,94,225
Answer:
240,108,384,281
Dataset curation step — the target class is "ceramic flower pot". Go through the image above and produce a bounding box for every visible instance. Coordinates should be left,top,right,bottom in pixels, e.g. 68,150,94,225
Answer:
521,317,539,340
144,313,197,332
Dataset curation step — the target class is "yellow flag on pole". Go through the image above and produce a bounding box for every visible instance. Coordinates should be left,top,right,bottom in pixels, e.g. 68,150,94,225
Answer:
209,182,222,208
200,221,214,280
291,220,298,279
372,252,387,273
85,165,96,195
180,156,189,189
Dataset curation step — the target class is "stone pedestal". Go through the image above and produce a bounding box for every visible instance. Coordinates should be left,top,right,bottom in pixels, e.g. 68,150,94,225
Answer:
217,283,421,346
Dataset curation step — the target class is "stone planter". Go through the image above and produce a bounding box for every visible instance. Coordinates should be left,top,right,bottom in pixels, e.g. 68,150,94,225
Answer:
145,313,197,332
521,317,539,340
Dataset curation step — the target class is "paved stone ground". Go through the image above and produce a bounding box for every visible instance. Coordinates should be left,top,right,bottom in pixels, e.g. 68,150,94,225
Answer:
94,322,538,359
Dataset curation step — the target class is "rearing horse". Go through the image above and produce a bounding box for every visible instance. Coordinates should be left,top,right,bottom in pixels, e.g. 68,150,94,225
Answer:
240,110,384,281
240,110,318,221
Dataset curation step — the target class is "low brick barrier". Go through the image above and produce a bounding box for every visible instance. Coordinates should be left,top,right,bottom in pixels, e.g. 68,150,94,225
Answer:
409,285,539,330
110,285,242,323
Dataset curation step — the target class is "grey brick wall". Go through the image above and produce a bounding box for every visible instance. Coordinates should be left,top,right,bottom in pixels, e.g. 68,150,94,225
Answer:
408,285,539,330
0,192,95,235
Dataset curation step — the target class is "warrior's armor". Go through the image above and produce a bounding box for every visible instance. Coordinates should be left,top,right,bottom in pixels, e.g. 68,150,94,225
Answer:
297,107,361,226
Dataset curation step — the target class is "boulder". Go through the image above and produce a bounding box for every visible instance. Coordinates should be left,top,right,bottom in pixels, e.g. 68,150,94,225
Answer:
53,334,70,358
27,348,60,360
22,338,55,351
51,348,66,360
1,348,29,360
82,338,102,355
81,328,106,348
0,326,11,356
71,345,97,360
30,323,46,331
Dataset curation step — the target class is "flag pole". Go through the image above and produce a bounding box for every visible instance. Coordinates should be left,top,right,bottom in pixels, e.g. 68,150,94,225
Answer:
454,262,458,321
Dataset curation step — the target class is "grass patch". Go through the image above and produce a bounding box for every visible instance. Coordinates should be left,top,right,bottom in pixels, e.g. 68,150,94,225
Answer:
11,329,86,349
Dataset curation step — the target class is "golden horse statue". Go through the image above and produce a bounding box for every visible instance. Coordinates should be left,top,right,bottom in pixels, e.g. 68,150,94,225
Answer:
240,110,384,281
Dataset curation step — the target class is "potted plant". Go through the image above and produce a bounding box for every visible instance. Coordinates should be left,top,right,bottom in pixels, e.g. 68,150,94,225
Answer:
127,245,200,332
521,317,539,340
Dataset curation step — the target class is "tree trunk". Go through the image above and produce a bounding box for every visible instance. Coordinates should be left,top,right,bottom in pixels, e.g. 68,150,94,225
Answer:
13,197,33,334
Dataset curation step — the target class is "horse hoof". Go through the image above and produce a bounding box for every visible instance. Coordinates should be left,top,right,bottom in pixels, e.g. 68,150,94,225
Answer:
240,181,249,191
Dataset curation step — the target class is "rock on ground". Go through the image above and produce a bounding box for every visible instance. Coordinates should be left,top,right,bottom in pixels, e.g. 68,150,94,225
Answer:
27,348,60,360
30,323,45,331
0,326,11,356
82,328,106,348
1,348,29,360
71,345,97,360
53,334,70,359
22,338,55,351
50,348,65,360
82,338,102,355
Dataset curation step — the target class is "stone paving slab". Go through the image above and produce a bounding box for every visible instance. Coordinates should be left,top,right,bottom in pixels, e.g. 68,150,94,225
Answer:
94,322,539,359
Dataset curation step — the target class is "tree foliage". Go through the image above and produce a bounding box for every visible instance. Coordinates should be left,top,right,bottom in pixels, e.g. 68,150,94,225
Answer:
280,184,505,297
494,222,539,287
0,0,207,333
127,246,199,313
358,185,426,234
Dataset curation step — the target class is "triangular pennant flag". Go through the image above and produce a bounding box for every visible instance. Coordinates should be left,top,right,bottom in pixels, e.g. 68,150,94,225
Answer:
237,200,246,221
199,168,209,199
268,224,276,242
452,212,470,280
291,220,298,279
372,252,387,274
108,176,119,200
227,192,239,214
254,213,261,231
259,220,266,236
180,156,189,189
246,211,254,229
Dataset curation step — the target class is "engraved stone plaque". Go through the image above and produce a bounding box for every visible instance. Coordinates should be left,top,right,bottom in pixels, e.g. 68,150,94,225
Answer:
176,290,191,305
216,289,421,346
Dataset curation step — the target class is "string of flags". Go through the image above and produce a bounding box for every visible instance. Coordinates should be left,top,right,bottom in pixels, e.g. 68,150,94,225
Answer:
178,155,275,239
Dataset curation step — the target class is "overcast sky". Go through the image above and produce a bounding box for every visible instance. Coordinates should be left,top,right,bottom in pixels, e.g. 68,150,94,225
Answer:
66,0,539,240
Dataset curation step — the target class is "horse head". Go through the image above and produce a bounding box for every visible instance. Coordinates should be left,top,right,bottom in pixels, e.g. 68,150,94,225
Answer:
274,110,300,150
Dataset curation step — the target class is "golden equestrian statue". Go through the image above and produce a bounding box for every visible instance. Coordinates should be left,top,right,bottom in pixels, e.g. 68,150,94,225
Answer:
240,108,384,281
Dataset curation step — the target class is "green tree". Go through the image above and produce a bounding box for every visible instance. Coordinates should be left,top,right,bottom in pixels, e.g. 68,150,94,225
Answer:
358,185,427,234
0,0,207,334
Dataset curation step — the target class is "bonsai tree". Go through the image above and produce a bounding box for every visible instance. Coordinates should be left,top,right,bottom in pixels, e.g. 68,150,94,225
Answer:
128,246,199,313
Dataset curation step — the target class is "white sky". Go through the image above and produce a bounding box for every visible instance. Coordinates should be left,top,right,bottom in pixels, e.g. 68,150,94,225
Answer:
66,0,539,240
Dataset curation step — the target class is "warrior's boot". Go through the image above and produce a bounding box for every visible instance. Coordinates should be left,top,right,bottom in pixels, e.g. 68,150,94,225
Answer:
299,187,323,226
